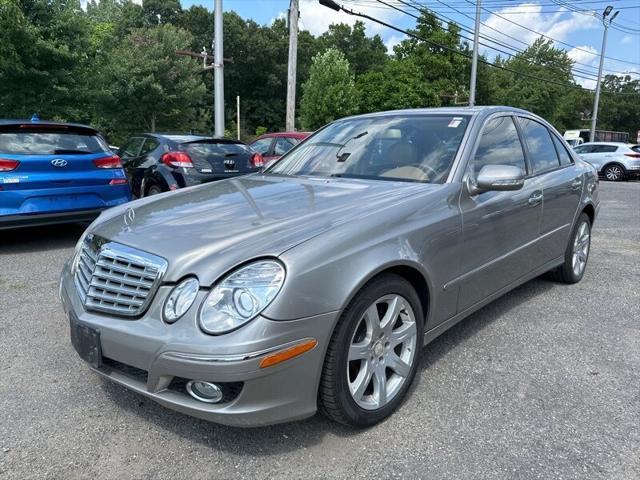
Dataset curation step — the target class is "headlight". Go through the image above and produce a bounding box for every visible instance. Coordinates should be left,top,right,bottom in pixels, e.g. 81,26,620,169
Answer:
70,230,91,275
199,260,285,335
163,277,200,323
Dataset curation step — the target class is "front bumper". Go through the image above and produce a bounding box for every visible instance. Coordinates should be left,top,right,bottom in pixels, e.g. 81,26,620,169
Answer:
59,263,338,427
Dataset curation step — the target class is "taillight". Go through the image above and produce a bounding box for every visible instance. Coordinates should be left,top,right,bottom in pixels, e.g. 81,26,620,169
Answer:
624,152,640,158
161,151,193,168
0,159,20,172
250,152,264,168
109,178,128,185
94,155,122,169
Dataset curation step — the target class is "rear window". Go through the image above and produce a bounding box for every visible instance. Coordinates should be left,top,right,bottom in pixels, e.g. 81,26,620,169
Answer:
182,142,250,157
0,129,109,155
631,145,640,153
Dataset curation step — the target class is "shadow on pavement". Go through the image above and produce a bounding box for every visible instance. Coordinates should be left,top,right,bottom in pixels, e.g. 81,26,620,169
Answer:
0,223,86,254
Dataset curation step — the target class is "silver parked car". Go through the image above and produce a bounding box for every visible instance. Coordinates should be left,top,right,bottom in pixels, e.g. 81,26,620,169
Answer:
573,142,640,181
59,107,599,427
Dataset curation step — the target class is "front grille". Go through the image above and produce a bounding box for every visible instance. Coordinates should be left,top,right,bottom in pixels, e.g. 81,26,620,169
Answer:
74,235,168,317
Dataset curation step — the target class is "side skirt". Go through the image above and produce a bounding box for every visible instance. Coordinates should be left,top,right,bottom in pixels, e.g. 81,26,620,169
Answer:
423,255,564,345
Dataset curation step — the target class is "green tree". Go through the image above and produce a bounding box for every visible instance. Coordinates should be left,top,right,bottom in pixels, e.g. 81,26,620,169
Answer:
94,24,207,141
356,59,439,113
318,21,387,75
300,48,357,129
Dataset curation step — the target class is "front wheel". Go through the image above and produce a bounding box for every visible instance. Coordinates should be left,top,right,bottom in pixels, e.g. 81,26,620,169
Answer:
146,184,164,196
318,274,424,427
549,213,591,284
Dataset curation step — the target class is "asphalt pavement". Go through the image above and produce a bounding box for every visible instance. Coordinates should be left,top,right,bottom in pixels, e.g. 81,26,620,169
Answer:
1,181,638,480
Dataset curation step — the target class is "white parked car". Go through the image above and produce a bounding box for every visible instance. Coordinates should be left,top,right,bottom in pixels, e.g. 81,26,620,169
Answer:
573,142,640,181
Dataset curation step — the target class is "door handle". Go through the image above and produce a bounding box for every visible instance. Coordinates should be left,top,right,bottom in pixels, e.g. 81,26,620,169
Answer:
528,191,543,206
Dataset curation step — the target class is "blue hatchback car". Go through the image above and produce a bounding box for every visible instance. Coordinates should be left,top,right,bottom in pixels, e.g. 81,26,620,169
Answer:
0,119,131,229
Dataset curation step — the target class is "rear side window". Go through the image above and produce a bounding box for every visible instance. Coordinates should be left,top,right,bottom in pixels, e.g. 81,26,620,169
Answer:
473,116,526,175
573,145,594,154
519,118,560,173
274,137,298,156
551,135,573,166
250,137,272,155
140,138,159,156
632,145,640,153
120,137,145,158
592,145,618,153
0,129,109,155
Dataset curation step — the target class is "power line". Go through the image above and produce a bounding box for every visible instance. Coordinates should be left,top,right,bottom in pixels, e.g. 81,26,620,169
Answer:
323,0,639,95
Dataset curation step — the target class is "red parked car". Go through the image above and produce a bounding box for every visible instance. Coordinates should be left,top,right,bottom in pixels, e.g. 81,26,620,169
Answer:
249,131,311,168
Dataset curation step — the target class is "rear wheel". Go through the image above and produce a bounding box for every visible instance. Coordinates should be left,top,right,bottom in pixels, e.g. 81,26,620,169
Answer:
549,213,591,284
603,163,625,181
318,274,424,427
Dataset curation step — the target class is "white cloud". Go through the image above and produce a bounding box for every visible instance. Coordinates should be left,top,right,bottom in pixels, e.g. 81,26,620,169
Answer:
384,34,405,54
481,3,598,50
296,0,403,37
621,35,633,45
567,45,598,67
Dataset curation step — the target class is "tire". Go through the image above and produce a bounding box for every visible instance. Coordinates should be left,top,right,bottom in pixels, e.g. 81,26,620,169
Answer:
602,163,625,182
318,274,424,427
146,184,163,196
549,213,591,284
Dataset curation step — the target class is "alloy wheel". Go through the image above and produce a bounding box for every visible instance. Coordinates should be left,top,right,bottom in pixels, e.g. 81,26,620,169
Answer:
572,220,590,277
347,294,417,410
605,165,622,181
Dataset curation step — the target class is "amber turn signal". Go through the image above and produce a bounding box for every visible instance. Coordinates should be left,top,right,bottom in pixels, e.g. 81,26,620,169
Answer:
259,339,318,369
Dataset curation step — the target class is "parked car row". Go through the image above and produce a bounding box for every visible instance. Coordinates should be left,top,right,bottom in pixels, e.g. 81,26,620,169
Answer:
0,118,309,229
571,142,640,181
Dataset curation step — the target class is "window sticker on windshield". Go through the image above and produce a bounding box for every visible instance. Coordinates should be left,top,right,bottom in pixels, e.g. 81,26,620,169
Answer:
448,117,463,128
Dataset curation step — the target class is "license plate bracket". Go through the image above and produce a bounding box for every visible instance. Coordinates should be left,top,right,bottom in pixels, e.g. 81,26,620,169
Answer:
70,317,102,369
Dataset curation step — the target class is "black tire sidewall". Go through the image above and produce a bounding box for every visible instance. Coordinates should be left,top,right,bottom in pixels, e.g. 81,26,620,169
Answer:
329,274,424,427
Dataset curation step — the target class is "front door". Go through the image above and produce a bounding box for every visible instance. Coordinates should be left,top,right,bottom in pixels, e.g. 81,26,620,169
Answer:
457,115,543,312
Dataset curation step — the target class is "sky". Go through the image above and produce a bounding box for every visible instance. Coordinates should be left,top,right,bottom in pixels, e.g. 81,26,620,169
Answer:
179,0,640,89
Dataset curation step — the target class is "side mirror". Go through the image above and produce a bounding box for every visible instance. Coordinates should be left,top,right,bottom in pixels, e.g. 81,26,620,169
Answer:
467,164,525,194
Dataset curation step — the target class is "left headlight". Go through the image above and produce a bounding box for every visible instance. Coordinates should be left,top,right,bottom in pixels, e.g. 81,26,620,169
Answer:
199,260,285,335
163,277,200,323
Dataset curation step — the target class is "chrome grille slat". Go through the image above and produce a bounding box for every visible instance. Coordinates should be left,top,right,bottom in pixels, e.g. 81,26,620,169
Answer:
73,235,168,317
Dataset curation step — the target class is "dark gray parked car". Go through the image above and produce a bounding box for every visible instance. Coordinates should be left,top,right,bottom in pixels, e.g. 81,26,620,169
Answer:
59,107,599,427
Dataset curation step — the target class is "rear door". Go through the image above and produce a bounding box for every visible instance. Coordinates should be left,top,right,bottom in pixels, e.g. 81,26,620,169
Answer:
181,140,257,175
517,117,582,263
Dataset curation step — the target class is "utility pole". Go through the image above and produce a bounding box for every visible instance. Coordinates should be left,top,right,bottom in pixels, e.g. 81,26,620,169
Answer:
590,5,619,143
469,0,481,107
286,0,299,132
214,0,225,138
236,95,240,140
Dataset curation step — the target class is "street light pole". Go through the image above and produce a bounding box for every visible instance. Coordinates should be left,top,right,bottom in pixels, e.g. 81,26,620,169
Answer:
214,0,225,138
590,6,619,143
469,0,481,107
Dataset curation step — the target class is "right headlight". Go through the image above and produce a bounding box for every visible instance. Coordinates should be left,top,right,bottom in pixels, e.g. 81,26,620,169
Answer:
199,260,285,335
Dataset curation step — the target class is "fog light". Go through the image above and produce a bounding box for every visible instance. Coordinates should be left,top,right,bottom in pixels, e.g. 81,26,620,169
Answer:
186,380,223,403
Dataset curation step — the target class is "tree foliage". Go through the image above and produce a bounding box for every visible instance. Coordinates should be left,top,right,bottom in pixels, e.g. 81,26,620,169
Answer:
300,48,357,130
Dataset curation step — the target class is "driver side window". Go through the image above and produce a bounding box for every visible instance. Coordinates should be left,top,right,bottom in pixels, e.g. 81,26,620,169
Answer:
473,116,526,176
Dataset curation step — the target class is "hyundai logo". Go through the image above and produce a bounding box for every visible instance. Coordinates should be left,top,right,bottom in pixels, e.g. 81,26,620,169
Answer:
224,159,235,169
123,208,135,227
51,159,68,167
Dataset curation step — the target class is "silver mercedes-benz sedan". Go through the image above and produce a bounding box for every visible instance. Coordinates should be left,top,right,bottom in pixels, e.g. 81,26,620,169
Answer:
59,107,599,427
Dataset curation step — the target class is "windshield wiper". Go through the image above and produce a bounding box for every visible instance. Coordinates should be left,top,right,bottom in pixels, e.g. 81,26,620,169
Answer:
53,149,92,155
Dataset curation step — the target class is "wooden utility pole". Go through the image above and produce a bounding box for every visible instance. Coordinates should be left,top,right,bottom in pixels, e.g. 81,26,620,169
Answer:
236,95,240,140
285,0,299,132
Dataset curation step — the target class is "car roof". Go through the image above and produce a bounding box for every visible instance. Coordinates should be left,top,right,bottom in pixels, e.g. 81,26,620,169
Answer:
0,119,99,134
140,133,246,144
580,142,630,146
254,132,312,139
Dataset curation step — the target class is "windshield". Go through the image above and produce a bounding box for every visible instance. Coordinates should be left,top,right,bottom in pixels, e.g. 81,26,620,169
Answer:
268,114,470,183
0,129,109,155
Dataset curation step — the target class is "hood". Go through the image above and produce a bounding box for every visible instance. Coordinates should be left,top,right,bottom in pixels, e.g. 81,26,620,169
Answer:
90,174,434,285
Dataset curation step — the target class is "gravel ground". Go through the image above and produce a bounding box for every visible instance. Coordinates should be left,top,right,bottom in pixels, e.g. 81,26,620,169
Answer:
1,181,638,480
